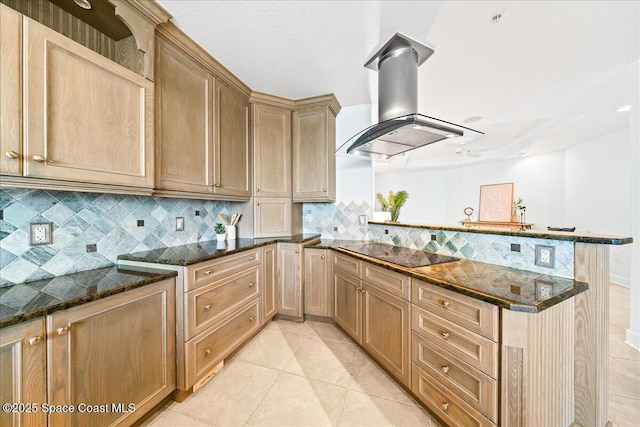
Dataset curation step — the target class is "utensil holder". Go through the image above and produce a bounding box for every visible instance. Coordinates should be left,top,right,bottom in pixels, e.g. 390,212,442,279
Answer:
226,225,236,241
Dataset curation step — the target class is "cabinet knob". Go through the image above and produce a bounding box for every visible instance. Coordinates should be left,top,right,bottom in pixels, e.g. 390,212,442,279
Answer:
360,289,365,294
441,402,449,411
204,270,212,275
214,183,222,187
5,150,19,159
57,326,69,335
28,336,42,346
32,155,45,163
249,316,255,322
441,300,450,308
295,249,299,254
323,188,327,192
205,348,211,355
440,331,450,340
441,365,450,374
249,282,255,288
204,304,212,311
321,255,325,259
256,188,260,192
256,202,260,206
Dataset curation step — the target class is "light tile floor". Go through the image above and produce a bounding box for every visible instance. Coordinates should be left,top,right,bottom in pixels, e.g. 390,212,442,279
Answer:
145,284,639,427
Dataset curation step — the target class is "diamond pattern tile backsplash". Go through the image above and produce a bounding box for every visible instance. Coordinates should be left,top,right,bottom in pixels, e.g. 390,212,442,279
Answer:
302,201,574,279
0,189,237,286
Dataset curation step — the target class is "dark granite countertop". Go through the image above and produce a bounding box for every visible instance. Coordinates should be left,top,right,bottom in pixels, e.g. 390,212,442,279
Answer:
368,221,633,245
0,265,177,329
117,234,321,266
316,239,588,313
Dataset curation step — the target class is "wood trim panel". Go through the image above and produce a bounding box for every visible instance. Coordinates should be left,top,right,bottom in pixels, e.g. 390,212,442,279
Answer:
262,244,278,322
573,243,610,427
412,279,499,341
501,299,575,427
0,4,22,176
412,305,498,378
363,261,411,300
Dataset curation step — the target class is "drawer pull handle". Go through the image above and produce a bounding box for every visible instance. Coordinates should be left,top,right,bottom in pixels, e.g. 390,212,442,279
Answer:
57,327,69,336
360,289,365,294
28,336,42,346
204,348,211,355
441,300,450,308
249,282,255,288
249,256,255,261
33,155,45,163
204,304,212,311
204,270,212,275
249,316,255,322
441,366,450,374
441,331,450,340
5,150,19,159
214,183,222,187
441,402,449,411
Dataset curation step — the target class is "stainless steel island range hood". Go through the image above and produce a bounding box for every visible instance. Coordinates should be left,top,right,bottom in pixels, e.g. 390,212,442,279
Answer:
343,33,483,159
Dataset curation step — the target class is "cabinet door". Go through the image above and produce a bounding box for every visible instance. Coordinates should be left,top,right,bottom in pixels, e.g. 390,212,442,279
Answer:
47,279,175,427
262,244,277,322
155,37,214,194
277,243,303,317
24,18,154,188
254,197,292,237
253,104,291,197
292,106,335,202
214,81,251,198
304,248,331,317
0,319,46,427
333,270,362,344
0,4,22,176
362,282,411,386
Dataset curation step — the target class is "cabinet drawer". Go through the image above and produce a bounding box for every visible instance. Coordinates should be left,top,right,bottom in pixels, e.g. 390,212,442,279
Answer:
412,332,497,422
185,267,261,339
187,298,260,386
412,279,498,341
412,364,495,427
186,249,261,291
363,261,410,300
412,306,498,378
333,252,361,277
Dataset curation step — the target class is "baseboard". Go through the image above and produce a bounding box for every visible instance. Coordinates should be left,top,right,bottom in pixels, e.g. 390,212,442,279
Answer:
626,329,640,351
610,274,630,287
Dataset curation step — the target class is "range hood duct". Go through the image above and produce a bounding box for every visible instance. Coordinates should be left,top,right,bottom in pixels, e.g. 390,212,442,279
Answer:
344,33,482,159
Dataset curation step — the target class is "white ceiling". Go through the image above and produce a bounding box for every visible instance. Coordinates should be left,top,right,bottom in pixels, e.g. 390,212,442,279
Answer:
157,0,639,170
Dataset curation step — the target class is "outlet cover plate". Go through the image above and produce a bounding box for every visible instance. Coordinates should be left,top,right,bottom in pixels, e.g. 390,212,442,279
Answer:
29,222,52,245
176,217,185,231
535,244,555,268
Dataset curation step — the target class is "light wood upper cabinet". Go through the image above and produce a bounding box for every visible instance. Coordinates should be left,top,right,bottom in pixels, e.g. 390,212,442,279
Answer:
292,95,340,202
155,36,214,194
254,197,298,238
0,319,46,427
304,248,331,317
47,279,175,426
214,80,251,198
253,103,292,197
23,17,154,188
0,4,22,177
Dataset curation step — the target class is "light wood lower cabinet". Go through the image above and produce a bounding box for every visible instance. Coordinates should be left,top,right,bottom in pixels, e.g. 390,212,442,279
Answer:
47,279,176,427
262,244,278,322
277,243,303,318
304,248,331,317
333,270,362,344
0,319,46,427
362,282,411,386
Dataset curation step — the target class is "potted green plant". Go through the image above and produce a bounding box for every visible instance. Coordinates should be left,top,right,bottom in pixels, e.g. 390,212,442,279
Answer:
214,223,226,241
376,190,409,222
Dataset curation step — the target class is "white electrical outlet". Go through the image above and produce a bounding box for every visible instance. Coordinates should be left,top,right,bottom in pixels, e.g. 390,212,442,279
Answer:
535,244,555,268
176,217,185,231
29,222,52,245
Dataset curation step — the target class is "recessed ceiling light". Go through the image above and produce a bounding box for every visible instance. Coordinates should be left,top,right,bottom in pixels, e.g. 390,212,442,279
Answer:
463,116,483,124
519,152,528,157
412,125,423,130
74,0,92,10
616,105,632,112
445,133,456,138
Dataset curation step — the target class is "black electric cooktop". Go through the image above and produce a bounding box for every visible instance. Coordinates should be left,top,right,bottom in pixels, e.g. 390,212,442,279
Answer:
338,242,459,268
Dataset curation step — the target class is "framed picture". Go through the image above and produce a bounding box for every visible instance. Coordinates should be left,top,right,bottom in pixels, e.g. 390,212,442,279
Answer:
478,182,514,222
